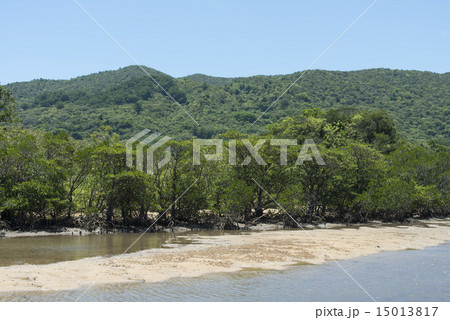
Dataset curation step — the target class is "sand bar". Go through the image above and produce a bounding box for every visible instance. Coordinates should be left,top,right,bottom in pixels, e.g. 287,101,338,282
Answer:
0,220,449,292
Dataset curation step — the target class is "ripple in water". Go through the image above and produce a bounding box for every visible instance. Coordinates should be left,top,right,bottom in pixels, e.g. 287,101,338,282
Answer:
2,243,448,302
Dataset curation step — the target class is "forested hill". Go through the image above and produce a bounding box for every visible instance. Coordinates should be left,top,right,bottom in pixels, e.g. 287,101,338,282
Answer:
182,74,235,86
5,66,166,99
5,66,449,144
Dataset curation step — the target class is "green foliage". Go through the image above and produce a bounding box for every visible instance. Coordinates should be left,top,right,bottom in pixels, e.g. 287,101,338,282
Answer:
183,74,234,86
0,85,17,123
5,67,449,145
1,75,449,230
357,178,417,219
112,171,155,224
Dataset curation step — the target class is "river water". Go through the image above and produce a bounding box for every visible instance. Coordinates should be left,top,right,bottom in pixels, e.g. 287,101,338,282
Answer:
0,230,245,266
0,231,448,302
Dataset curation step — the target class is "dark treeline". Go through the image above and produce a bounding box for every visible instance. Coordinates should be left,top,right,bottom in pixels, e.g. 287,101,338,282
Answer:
1,85,448,231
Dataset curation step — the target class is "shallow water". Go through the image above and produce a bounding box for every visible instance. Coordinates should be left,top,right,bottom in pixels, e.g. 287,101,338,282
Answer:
1,243,448,302
0,222,431,266
0,230,241,266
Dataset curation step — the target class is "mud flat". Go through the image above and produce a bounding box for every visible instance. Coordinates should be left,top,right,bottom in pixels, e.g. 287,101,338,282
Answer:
0,219,448,292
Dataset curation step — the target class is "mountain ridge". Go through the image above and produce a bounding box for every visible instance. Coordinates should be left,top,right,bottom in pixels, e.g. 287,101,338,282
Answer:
5,66,449,145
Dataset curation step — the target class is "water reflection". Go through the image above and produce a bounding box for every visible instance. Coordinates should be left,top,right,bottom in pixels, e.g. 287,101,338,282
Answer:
0,230,242,266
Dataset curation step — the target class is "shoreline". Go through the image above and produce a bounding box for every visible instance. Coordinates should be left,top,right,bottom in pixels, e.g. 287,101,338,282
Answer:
0,223,355,238
0,219,449,293
0,217,441,239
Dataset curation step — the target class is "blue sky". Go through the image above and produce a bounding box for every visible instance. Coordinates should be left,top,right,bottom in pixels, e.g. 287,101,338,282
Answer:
1,0,449,84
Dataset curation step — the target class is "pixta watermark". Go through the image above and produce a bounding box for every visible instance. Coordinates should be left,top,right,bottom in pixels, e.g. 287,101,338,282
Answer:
126,129,172,175
126,130,325,175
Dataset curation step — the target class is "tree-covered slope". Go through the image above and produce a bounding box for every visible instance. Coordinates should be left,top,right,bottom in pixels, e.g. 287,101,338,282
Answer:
5,65,166,99
182,73,235,86
6,67,449,144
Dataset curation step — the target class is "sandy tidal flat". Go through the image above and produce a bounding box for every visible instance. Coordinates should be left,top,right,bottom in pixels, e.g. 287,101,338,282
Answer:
0,220,449,292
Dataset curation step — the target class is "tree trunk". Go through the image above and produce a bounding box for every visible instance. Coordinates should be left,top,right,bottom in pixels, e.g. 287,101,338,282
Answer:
106,201,114,223
307,197,315,224
139,203,146,225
